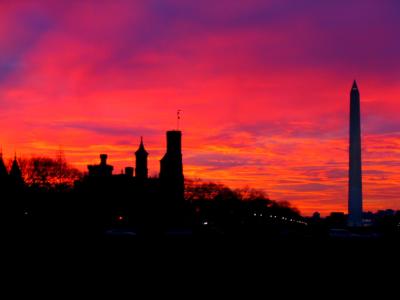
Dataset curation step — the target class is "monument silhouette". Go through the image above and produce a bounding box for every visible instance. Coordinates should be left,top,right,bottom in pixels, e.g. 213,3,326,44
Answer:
348,80,363,227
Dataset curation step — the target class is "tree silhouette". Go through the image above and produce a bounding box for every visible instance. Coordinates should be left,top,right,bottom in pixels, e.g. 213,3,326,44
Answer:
185,179,235,202
9,153,82,191
186,178,302,235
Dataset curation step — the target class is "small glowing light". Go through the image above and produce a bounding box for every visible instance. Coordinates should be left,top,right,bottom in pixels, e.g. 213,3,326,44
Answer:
253,213,257,217
203,221,208,226
117,216,124,221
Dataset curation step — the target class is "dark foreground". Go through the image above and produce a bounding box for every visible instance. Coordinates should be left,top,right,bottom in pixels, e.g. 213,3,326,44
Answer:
3,229,399,296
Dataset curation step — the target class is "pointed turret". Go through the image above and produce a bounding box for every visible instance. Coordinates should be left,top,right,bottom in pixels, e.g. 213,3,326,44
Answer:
0,151,8,178
135,137,148,156
10,155,22,179
9,155,24,189
135,137,148,179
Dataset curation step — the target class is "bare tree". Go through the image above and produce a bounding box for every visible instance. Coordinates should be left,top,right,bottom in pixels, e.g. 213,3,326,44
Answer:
10,153,82,191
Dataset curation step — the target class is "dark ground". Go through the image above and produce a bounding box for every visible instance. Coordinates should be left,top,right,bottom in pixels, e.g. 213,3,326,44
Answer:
2,233,398,297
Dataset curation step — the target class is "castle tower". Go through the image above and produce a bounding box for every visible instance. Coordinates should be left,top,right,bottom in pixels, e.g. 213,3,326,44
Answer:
160,130,184,203
87,154,114,176
9,154,24,188
348,80,363,227
135,137,148,179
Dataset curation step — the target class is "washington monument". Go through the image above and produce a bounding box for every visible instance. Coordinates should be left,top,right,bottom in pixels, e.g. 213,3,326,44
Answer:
348,80,363,227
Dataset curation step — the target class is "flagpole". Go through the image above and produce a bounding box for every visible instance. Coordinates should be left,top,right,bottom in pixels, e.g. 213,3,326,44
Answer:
177,109,182,130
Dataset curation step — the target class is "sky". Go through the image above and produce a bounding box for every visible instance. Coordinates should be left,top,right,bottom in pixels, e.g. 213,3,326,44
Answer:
1,0,400,215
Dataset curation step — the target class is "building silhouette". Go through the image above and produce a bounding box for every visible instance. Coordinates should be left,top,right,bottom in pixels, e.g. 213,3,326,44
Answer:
0,152,25,194
77,130,186,229
88,154,114,177
135,137,148,180
10,155,24,189
160,130,184,204
348,80,363,227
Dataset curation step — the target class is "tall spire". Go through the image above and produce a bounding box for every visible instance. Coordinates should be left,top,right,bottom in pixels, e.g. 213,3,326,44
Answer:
136,136,148,155
9,154,24,187
135,136,148,179
352,80,358,90
348,80,363,227
10,155,21,176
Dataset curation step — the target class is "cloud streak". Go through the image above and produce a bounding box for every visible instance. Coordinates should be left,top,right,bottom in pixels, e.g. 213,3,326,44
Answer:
0,0,400,215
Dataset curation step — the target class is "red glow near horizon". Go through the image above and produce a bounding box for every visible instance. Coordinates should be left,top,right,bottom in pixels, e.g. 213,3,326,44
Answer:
1,1,400,216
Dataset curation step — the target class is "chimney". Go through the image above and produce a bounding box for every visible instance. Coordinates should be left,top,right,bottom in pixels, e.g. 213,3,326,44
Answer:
100,154,108,165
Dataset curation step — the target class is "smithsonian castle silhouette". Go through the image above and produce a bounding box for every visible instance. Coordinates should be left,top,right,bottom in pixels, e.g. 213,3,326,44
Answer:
0,130,190,236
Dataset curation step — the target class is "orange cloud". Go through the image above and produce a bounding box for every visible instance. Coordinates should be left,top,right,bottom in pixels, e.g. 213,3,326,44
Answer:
1,1,400,216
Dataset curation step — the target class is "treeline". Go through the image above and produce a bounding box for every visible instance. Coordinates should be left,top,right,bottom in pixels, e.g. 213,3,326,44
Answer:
6,151,82,191
186,179,299,214
185,179,304,236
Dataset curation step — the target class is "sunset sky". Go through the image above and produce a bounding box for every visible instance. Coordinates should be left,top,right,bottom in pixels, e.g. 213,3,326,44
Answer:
1,0,400,215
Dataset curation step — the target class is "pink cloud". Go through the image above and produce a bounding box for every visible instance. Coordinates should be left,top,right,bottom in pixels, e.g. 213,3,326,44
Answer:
0,0,400,215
